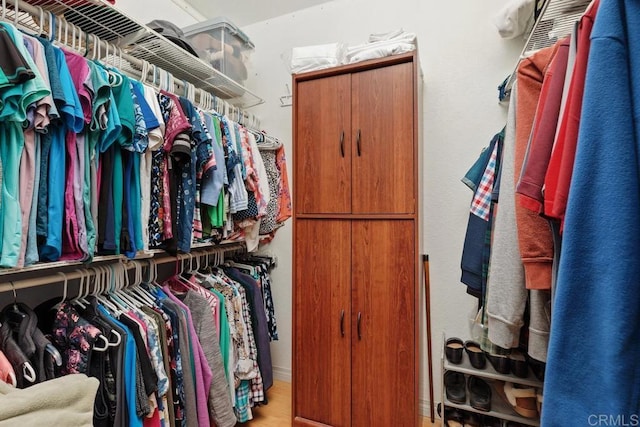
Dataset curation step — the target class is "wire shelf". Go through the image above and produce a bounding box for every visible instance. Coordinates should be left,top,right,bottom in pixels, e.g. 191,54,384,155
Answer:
2,0,263,108
500,0,592,101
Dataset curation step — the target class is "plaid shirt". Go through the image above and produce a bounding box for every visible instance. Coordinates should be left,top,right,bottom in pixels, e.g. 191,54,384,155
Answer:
470,142,499,221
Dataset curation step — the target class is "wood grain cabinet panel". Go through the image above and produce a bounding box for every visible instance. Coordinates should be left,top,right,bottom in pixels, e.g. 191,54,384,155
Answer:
293,52,420,427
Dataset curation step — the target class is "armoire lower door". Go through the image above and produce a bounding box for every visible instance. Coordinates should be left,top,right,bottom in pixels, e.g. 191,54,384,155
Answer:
351,220,416,427
294,219,352,427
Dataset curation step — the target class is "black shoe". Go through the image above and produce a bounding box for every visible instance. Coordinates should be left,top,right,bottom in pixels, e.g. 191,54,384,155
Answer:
443,407,465,427
462,411,481,427
444,371,466,404
487,352,511,374
481,415,502,427
509,350,528,378
464,340,486,369
446,337,464,364
468,376,491,412
527,355,546,381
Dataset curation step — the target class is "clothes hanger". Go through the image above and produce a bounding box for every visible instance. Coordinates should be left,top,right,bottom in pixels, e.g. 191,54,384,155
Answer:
13,0,18,27
53,272,68,311
35,5,44,37
95,265,122,317
124,261,154,307
113,263,141,310
90,266,122,347
174,254,195,287
106,264,131,313
71,269,88,310
3,282,26,328
73,269,109,352
134,259,159,303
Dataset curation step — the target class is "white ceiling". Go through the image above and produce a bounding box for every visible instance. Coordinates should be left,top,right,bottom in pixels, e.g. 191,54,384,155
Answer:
180,0,333,27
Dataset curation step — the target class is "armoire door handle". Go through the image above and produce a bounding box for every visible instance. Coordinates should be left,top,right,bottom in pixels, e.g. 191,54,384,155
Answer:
340,309,345,337
357,312,362,340
340,131,345,157
356,129,361,156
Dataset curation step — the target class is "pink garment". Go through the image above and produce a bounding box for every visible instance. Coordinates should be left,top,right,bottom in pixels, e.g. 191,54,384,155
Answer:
161,156,172,240
60,131,82,260
0,351,16,387
158,92,190,242
17,128,36,267
164,287,213,427
23,34,53,130
159,91,190,152
63,49,92,125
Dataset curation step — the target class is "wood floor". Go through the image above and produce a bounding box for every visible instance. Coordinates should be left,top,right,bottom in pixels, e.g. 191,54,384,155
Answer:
239,380,441,426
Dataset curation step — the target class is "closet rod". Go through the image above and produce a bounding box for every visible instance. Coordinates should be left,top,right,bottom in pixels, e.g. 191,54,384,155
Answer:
0,242,246,294
0,0,259,126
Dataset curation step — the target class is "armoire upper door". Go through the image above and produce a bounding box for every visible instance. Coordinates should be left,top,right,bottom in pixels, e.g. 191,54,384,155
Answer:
351,62,415,214
351,220,416,427
295,74,352,214
294,219,352,427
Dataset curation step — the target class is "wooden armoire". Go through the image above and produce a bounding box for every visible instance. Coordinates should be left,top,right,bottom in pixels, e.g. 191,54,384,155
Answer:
292,52,421,427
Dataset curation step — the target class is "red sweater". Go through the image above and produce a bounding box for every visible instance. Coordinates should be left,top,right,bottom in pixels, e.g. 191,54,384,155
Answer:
543,0,601,226
517,37,570,213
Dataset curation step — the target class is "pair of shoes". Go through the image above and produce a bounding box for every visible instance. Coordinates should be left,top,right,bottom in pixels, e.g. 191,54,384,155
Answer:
444,372,492,411
446,338,487,369
496,381,539,418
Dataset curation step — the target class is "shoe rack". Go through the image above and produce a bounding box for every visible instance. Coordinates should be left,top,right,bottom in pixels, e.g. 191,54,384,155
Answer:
440,334,543,427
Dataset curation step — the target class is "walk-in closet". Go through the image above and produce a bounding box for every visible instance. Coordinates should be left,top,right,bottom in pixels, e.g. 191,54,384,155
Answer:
0,0,634,426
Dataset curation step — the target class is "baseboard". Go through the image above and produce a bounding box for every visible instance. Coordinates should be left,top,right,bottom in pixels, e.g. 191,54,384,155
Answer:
272,365,292,382
420,398,439,420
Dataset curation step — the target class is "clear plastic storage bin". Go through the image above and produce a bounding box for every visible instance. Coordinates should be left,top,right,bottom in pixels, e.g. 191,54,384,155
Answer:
182,17,254,85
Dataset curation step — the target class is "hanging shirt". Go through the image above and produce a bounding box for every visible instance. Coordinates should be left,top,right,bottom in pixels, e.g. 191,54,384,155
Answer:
62,48,92,125
0,25,49,267
0,25,34,93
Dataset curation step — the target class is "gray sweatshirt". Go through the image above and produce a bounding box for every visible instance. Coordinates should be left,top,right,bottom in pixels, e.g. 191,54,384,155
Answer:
486,82,550,362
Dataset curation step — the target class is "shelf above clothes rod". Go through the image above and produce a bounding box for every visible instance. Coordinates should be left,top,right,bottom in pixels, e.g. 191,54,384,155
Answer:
499,0,592,102
1,0,264,108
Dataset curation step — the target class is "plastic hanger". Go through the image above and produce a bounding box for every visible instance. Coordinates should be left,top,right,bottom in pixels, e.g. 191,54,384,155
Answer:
74,269,109,352
116,264,142,309
123,262,152,307
111,263,138,310
91,266,122,348
4,282,26,328
45,343,63,367
106,264,131,313
22,361,36,384
35,5,44,37
95,265,122,316
71,269,89,310
53,272,68,311
129,262,157,306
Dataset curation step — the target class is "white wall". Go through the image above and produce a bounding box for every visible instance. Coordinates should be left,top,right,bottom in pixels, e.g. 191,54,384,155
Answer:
241,0,524,414
117,0,198,28
124,0,524,415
